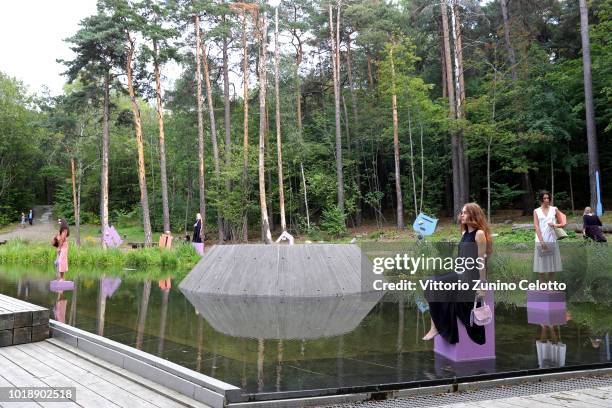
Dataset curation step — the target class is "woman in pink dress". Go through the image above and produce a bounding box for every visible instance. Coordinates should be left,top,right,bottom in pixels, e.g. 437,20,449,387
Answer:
54,219,70,281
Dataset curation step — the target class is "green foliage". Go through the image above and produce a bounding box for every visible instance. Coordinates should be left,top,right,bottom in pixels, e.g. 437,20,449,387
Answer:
320,206,348,238
0,239,199,271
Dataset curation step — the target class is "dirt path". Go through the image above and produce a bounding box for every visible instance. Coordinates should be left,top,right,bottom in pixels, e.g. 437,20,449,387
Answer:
0,205,57,242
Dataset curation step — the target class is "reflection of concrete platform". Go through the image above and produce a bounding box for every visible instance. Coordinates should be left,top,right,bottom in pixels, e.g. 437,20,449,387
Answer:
434,292,495,362
181,292,382,340
434,353,497,377
527,290,567,326
179,244,375,297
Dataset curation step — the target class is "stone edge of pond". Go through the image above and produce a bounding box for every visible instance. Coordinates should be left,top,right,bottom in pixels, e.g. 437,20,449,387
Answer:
49,320,242,407
226,367,612,408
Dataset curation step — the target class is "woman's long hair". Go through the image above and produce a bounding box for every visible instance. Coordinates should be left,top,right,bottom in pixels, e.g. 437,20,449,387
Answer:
461,202,492,255
59,219,70,237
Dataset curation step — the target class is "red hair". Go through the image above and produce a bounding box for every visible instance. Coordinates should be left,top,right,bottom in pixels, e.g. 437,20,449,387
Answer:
461,202,493,255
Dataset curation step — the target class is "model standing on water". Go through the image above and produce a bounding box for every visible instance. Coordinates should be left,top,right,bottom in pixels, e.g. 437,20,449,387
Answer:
422,203,493,343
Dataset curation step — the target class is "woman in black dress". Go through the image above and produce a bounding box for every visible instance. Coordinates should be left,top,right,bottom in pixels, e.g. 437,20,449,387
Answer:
422,202,493,344
583,207,607,242
193,213,203,243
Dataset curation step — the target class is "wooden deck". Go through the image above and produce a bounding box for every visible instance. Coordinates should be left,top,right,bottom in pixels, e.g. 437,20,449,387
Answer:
0,339,210,408
0,294,49,347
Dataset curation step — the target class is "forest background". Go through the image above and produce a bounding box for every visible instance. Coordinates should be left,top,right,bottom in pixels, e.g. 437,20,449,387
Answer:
0,0,610,245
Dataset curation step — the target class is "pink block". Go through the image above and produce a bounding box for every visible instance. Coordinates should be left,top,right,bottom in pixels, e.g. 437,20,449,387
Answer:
434,292,495,362
527,290,567,326
192,242,204,255
49,280,75,292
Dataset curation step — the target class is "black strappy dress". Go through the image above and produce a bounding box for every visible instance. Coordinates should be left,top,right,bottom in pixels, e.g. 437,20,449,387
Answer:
424,229,486,345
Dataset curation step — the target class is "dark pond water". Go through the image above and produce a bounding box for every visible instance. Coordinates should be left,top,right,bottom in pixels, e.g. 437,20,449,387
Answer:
0,265,610,399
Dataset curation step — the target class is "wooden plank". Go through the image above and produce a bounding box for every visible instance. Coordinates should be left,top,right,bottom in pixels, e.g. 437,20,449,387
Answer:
0,372,41,408
0,351,77,408
12,328,32,345
0,330,12,347
18,343,158,408
0,348,79,408
45,339,211,408
12,313,32,329
24,342,188,408
0,295,46,311
0,313,15,331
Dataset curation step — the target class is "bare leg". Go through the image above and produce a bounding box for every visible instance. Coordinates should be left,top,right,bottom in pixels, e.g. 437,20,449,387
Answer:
422,318,439,340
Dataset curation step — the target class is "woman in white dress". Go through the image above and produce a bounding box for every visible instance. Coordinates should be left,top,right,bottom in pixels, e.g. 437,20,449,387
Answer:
533,191,566,281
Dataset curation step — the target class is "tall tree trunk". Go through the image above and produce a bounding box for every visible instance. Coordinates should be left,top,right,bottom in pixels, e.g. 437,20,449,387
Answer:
389,43,404,229
579,0,600,209
70,157,81,245
126,33,152,246
273,7,286,232
367,55,374,89
450,0,469,208
154,39,170,233
293,30,311,230
500,0,517,81
408,109,418,217
551,152,555,205
300,163,310,230
201,39,224,241
441,1,461,216
501,0,533,214
222,13,232,240
242,12,250,242
223,15,232,167
419,123,425,213
100,72,110,248
194,14,207,241
345,35,362,226
440,31,447,99
329,2,344,213
258,12,272,244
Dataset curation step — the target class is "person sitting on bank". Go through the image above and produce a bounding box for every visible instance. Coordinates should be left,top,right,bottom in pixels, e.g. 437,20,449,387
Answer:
583,206,607,242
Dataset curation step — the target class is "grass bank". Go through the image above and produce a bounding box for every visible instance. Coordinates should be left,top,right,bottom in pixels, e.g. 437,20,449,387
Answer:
0,239,200,272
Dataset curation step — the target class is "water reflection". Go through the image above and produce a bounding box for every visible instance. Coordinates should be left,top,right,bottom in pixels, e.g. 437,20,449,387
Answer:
97,277,121,336
180,291,383,340
527,290,568,368
0,267,610,396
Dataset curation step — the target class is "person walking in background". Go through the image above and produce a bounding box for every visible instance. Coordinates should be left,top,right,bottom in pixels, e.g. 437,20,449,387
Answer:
193,213,203,243
20,212,26,228
53,219,70,281
28,209,33,226
533,191,566,282
583,206,607,242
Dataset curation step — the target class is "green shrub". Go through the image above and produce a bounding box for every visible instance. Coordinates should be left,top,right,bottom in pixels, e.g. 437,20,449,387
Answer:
320,206,347,238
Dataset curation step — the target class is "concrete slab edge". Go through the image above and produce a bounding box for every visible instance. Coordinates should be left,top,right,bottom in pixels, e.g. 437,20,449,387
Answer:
227,368,612,408
49,320,236,407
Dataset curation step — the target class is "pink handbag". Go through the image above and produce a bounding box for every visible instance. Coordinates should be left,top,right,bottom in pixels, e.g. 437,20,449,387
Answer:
470,298,492,326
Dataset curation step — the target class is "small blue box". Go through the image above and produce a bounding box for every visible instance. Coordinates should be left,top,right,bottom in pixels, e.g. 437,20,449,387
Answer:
413,213,438,236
